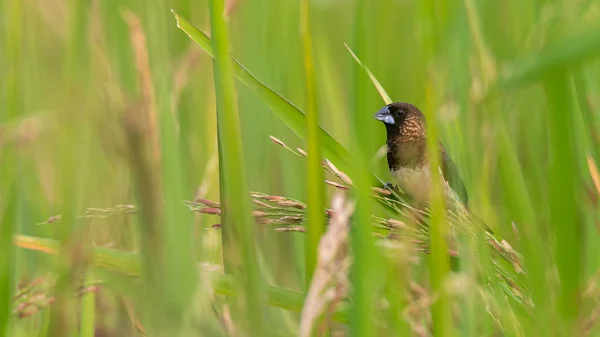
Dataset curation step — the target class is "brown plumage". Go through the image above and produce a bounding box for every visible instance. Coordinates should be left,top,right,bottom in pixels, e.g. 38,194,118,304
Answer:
374,102,468,205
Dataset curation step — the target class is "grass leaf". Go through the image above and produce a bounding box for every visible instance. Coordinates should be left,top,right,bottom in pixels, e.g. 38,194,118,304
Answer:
344,43,393,105
500,26,600,90
300,0,326,287
13,235,350,323
172,11,351,171
208,0,266,334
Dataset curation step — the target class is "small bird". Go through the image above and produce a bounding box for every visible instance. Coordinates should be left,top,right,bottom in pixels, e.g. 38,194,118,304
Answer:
373,102,468,207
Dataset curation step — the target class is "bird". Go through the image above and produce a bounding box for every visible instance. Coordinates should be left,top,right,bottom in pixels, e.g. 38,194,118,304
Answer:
373,102,468,208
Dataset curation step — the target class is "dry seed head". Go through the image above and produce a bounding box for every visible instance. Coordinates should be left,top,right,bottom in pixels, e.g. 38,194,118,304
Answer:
513,261,524,274
278,201,306,209
500,239,513,252
372,187,392,196
511,222,520,240
123,10,160,162
488,239,502,252
588,155,600,195
325,180,350,190
269,135,287,147
297,148,307,157
253,199,275,208
252,211,268,218
265,195,287,202
299,192,353,337
274,226,306,233
323,159,352,185
324,159,339,174
199,207,221,215
196,198,220,207
280,215,303,224
17,304,39,318
37,215,63,225
47,215,62,223
386,219,405,229
117,204,136,209
256,218,273,225
76,286,99,296
337,171,353,185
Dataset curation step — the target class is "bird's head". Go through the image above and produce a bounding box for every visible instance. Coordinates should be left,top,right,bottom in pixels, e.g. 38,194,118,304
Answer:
373,102,426,141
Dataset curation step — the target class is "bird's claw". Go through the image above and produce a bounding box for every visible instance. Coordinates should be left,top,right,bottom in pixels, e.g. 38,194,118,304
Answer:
383,182,396,191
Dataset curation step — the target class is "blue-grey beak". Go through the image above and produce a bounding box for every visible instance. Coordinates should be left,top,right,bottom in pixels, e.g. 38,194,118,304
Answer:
373,106,395,125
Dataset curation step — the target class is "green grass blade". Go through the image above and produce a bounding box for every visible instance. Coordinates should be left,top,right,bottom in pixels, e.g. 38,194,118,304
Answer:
300,0,325,287
499,26,600,90
344,43,392,105
418,1,452,334
0,0,22,334
79,274,95,337
207,1,266,335
48,0,92,334
0,185,17,335
173,11,350,170
544,72,582,334
423,89,452,337
122,9,197,334
348,1,378,336
144,2,198,331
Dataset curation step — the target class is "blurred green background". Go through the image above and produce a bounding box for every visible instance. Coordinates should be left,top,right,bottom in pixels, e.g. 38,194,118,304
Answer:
2,0,600,336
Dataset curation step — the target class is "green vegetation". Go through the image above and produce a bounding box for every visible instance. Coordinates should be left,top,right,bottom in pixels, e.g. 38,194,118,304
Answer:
2,0,600,336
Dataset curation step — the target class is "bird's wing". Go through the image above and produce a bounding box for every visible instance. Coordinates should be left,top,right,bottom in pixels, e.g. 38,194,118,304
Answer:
440,145,468,205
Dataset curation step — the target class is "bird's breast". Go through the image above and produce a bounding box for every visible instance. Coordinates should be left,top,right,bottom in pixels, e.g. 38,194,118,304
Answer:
391,166,432,201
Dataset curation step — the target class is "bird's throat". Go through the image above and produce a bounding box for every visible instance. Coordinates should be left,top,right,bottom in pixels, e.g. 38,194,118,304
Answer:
386,138,427,172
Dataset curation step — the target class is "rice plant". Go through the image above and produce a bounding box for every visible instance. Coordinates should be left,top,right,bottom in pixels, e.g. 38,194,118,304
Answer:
2,0,600,336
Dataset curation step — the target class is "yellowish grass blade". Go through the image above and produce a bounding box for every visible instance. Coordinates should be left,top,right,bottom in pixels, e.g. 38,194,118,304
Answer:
344,43,392,105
